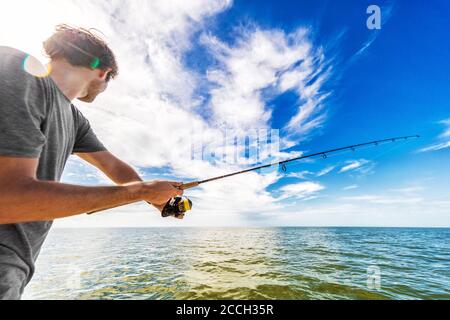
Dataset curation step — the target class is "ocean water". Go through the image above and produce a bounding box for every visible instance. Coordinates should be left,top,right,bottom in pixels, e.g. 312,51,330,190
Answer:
22,227,450,300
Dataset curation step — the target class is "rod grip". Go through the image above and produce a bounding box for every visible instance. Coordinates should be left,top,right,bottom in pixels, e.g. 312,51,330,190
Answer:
179,181,200,190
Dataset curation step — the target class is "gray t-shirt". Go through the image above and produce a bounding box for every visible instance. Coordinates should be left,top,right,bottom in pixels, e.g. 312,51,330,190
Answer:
0,46,107,299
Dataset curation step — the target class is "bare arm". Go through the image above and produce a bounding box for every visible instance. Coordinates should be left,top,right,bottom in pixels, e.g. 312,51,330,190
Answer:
0,156,182,225
75,151,165,211
75,151,142,185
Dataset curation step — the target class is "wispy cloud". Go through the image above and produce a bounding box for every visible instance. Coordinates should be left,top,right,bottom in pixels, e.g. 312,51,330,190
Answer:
418,118,450,153
343,185,358,190
316,165,335,177
201,26,331,138
389,186,425,193
354,3,395,58
338,159,374,175
439,119,450,138
278,181,325,200
274,196,450,227
419,141,450,152
286,171,314,179
339,195,423,205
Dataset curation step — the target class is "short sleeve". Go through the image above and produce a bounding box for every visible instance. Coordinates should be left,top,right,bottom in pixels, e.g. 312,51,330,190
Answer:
72,107,107,153
0,50,47,158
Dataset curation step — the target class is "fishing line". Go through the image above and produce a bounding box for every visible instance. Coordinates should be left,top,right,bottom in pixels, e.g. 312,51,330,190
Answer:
361,138,415,165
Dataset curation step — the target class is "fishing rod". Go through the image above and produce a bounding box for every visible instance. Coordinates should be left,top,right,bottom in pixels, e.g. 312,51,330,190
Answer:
178,135,420,191
159,134,420,218
88,135,420,219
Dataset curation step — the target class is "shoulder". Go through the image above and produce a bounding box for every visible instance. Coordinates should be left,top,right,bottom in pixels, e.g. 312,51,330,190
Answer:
0,46,49,80
0,46,28,58
0,46,48,85
0,47,50,117
0,46,29,74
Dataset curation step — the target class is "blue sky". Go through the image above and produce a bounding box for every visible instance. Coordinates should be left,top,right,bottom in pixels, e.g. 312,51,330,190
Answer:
1,0,449,227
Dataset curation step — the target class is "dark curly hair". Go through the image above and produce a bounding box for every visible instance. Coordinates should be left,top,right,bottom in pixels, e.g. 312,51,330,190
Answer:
43,24,118,81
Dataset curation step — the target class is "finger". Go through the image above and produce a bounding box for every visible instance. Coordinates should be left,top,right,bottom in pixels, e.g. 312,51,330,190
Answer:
171,187,183,197
171,192,182,199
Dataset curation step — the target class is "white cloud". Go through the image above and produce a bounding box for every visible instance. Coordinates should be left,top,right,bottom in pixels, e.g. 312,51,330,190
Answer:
278,181,325,200
201,27,331,137
271,198,450,227
339,161,362,173
389,186,425,193
286,171,314,179
338,159,374,175
419,142,450,153
343,185,358,190
439,119,450,138
316,165,335,177
418,118,450,153
339,195,423,205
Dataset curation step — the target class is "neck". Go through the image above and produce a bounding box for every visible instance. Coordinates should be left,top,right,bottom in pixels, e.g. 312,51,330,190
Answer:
48,60,87,101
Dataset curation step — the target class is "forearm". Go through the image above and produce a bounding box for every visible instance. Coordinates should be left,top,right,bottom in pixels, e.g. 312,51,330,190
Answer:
107,160,143,185
104,159,162,210
0,179,143,224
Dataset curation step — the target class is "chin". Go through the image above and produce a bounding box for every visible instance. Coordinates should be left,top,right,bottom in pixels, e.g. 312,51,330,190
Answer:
78,95,97,103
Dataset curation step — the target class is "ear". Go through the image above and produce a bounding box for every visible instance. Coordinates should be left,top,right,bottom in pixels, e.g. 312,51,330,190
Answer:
97,68,112,80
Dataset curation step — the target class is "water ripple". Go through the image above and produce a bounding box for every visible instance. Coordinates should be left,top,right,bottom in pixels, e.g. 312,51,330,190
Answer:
23,227,450,300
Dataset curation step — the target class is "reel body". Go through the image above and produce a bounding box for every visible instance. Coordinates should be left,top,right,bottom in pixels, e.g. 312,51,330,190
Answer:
161,196,192,219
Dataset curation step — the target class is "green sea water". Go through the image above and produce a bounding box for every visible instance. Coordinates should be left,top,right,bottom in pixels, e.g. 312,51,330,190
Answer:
23,227,449,300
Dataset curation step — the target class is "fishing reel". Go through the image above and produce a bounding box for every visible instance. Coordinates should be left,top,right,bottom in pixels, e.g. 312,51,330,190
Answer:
161,196,192,219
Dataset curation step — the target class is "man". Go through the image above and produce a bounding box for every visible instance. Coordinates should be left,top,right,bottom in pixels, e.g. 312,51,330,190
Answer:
0,25,183,299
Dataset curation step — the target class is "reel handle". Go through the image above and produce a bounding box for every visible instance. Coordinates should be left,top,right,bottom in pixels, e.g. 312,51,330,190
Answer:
159,182,197,219
161,196,192,219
